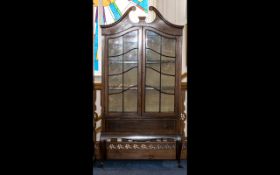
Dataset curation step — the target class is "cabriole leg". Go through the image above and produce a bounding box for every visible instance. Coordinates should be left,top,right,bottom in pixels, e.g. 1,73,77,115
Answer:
176,139,183,168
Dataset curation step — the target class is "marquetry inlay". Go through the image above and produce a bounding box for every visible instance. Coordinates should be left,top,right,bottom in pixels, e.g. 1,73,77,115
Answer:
108,143,176,150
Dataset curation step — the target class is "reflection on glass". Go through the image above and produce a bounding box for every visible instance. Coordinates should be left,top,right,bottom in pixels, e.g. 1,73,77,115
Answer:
123,31,138,53
161,56,175,75
145,89,159,112
107,30,177,114
146,68,160,89
108,37,123,56
109,93,122,112
162,37,176,57
146,49,160,62
123,63,137,73
124,49,138,62
124,90,137,112
146,48,160,61
145,30,176,113
161,62,175,75
123,67,137,88
109,75,122,89
161,75,175,94
109,55,122,75
146,31,160,52
146,49,160,72
108,30,139,113
161,93,174,112
124,48,138,75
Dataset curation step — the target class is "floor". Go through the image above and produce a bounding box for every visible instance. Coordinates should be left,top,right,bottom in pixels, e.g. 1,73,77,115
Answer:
93,160,187,175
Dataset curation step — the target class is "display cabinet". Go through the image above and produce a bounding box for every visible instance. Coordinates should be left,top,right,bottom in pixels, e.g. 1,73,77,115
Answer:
99,6,184,167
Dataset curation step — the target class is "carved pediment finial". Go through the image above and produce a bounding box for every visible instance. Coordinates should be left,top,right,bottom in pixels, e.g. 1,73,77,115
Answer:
138,16,146,23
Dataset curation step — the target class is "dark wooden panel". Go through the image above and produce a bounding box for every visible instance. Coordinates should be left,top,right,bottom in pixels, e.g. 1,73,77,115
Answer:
105,119,177,132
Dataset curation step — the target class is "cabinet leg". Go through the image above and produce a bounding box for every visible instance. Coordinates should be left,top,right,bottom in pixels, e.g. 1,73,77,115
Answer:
99,140,107,168
176,140,183,168
93,141,96,166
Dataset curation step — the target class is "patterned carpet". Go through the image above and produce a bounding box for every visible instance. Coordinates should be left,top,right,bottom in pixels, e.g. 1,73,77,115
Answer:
93,160,187,175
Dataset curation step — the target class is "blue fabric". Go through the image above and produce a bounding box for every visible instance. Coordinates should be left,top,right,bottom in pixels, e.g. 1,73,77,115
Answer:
93,160,187,175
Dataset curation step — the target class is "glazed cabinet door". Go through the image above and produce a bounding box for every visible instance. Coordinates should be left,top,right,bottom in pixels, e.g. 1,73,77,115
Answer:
143,28,178,116
105,29,141,115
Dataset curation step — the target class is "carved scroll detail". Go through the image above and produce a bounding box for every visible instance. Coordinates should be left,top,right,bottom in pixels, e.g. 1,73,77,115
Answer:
107,143,176,150
95,142,186,150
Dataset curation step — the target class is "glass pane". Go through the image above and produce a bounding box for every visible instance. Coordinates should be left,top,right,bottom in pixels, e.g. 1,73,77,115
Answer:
162,37,176,57
124,89,137,112
145,89,159,112
161,56,175,75
161,75,175,94
108,37,123,56
146,49,160,72
161,93,174,112
109,55,122,75
109,55,122,62
123,67,137,88
146,52,160,72
123,31,138,53
146,31,160,53
146,68,160,89
109,74,122,92
109,93,122,112
124,62,137,73
146,48,160,62
124,49,138,73
124,49,138,62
